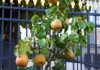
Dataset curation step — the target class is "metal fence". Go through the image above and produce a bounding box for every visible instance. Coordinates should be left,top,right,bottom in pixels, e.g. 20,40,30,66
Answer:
0,0,100,70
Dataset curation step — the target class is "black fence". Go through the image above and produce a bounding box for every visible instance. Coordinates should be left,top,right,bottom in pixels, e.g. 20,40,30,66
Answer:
0,0,100,70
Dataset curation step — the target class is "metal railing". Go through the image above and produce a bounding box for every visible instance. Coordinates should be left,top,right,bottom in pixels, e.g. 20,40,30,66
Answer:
0,0,100,70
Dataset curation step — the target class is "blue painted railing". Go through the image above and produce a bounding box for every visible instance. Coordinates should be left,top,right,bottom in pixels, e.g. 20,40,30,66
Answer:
0,2,100,70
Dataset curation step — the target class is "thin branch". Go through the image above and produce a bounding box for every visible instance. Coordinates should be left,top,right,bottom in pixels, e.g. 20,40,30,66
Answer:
45,42,72,70
60,42,72,54
45,49,55,70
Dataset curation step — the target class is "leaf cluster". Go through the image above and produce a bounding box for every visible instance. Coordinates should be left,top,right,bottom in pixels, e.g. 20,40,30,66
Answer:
14,0,95,70
52,60,66,70
30,3,94,58
14,37,32,56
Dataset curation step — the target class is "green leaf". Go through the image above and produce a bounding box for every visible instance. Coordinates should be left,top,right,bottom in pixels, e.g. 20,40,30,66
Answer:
19,46,27,54
52,60,66,70
88,22,95,28
14,49,20,56
42,46,49,55
37,38,46,46
54,35,59,41
49,5,58,14
66,6,70,11
75,48,81,57
63,24,68,32
72,43,77,50
78,21,87,29
87,22,95,33
84,26,90,35
60,33,67,41
58,10,64,17
68,34,79,43
31,28,35,37
72,16,78,25
59,17,64,22
18,40,24,46
33,48,39,53
45,8,51,14
79,35,87,46
19,42,31,54
47,39,55,47
44,22,51,32
57,42,66,49
31,15,39,25
28,41,32,47
37,22,42,25
26,44,31,52
37,31,46,39
71,23,79,31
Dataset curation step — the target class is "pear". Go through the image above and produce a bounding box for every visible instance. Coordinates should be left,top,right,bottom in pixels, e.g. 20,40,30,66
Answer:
51,19,62,31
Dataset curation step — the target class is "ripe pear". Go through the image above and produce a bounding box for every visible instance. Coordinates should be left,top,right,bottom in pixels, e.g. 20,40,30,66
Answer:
64,50,74,60
15,54,28,67
51,19,62,31
33,54,46,66
48,0,58,4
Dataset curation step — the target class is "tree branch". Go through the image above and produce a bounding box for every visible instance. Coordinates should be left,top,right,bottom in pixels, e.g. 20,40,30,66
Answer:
45,50,55,70
60,42,72,54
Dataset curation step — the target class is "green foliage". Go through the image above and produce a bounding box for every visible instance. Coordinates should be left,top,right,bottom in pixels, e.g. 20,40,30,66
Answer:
42,46,49,55
14,37,32,56
79,35,87,46
78,21,87,29
74,47,81,56
31,15,39,25
14,0,95,70
68,33,79,43
37,38,46,46
18,0,91,30
52,60,66,70
29,3,94,70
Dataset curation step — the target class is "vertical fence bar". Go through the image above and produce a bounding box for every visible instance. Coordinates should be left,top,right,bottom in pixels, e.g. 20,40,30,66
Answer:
80,46,82,70
0,23,4,69
87,11,91,70
1,1,4,41
0,2,5,69
77,57,78,70
80,12,83,70
26,5,28,37
8,3,13,70
33,5,36,49
17,4,21,41
77,44,79,70
72,9,75,70
94,10,97,70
